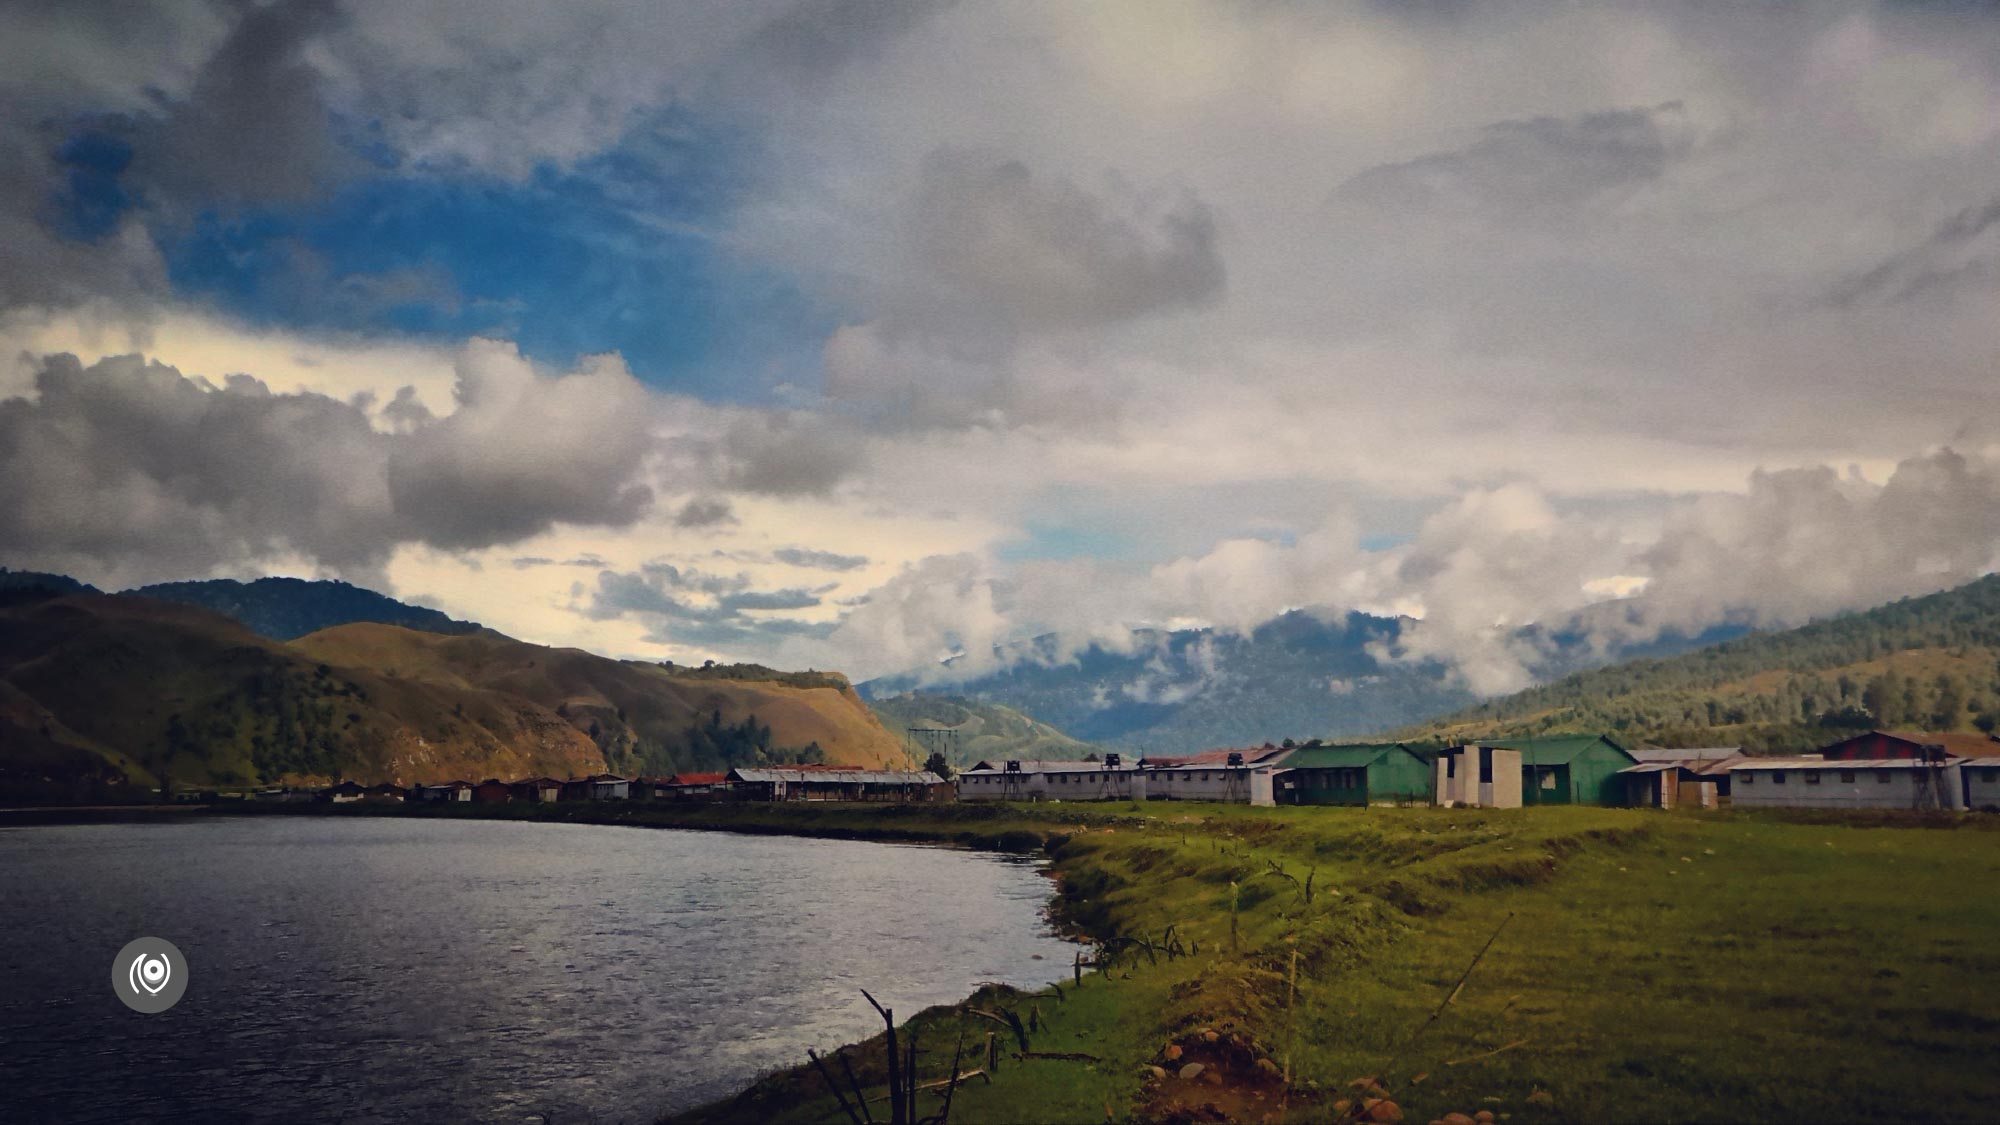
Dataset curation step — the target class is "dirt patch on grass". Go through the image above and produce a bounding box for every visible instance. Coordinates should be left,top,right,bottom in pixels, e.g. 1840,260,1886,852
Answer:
1137,1036,1318,1124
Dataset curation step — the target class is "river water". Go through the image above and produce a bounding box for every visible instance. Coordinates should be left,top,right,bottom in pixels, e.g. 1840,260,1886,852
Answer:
0,817,1074,1123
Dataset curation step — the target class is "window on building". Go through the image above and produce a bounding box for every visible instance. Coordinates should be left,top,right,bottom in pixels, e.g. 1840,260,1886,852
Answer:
1878,771,1893,784
1839,770,1856,783
1804,771,1820,784
1739,773,1754,785
1772,771,1787,784
1985,769,1998,783
1540,770,1557,791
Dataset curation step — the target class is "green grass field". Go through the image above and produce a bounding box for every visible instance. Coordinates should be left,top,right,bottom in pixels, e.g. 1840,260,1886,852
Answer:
586,800,2000,1125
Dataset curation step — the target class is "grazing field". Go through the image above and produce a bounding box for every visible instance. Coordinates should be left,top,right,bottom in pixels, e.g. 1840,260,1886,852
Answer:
623,801,2000,1125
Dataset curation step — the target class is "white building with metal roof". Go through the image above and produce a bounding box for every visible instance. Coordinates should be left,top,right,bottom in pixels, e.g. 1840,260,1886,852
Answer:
1729,757,1965,811
957,758,1146,802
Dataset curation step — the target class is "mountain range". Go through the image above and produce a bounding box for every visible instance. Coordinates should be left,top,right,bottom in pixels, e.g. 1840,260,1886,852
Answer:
11,564,2000,801
1403,573,2000,754
0,573,910,802
864,693,1102,768
861,609,1745,754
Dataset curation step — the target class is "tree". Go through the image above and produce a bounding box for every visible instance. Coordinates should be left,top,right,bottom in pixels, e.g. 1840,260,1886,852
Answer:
1932,674,1968,730
1863,673,1901,726
923,751,954,781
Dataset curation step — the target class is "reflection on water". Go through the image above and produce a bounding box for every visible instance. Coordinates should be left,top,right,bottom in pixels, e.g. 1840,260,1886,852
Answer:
0,817,1073,1123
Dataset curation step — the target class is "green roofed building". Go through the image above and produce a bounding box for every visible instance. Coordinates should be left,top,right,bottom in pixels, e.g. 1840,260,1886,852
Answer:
1476,734,1638,806
1271,743,1432,807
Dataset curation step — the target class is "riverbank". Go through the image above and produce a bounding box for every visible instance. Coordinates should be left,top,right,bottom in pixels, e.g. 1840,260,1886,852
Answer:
22,800,2000,1122
646,801,2000,1124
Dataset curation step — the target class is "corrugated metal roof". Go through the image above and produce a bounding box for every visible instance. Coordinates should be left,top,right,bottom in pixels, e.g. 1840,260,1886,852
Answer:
1618,762,1689,775
1821,731,2000,758
729,768,946,785
1632,746,1742,762
1958,757,2000,768
1466,734,1637,765
1275,743,1419,770
665,772,729,785
1729,758,1929,770
964,760,1132,774
1143,746,1290,768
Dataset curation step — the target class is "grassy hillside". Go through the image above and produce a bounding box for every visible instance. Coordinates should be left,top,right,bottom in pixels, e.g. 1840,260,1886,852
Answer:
1403,574,2000,752
520,800,2000,1125
293,624,912,777
0,592,603,797
0,592,911,800
866,691,1102,767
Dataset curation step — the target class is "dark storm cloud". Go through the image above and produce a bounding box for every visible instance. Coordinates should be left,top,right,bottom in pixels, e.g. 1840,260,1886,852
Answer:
1336,103,1694,217
772,547,870,571
712,412,866,496
0,347,658,585
1827,193,2000,306
737,0,950,87
0,0,351,316
138,0,357,207
673,496,739,528
911,148,1226,329
585,564,825,643
511,554,610,570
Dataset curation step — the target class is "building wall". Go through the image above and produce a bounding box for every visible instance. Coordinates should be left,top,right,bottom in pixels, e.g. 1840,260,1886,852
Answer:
1280,768,1371,806
1733,765,1964,810
1566,745,1638,805
1964,765,2000,811
1435,748,1522,808
958,770,1146,801
1149,767,1262,802
1372,752,1434,804
1623,772,1666,808
1522,764,1571,806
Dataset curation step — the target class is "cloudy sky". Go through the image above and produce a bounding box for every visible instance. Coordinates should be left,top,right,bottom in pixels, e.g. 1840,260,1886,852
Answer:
4,1,2000,694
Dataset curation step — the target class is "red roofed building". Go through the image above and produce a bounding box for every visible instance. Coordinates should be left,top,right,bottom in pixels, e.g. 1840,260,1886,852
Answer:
1817,730,2000,761
652,772,732,799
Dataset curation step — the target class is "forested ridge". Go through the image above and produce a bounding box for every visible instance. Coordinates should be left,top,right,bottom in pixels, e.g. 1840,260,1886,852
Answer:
1406,575,2000,753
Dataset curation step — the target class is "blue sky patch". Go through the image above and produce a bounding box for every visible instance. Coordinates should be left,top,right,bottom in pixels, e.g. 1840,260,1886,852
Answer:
52,130,135,241
146,112,841,401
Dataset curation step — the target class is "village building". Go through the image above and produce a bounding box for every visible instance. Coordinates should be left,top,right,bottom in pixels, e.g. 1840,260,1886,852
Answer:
1267,743,1432,807
509,777,563,802
1144,746,1290,804
471,778,512,804
957,756,1146,802
655,772,733,799
1814,730,1998,761
1619,746,1742,808
413,780,473,802
1438,735,1637,807
1960,758,2000,812
317,780,367,803
558,774,631,801
361,782,404,802
1730,757,1966,811
726,766,948,802
1433,746,1524,808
